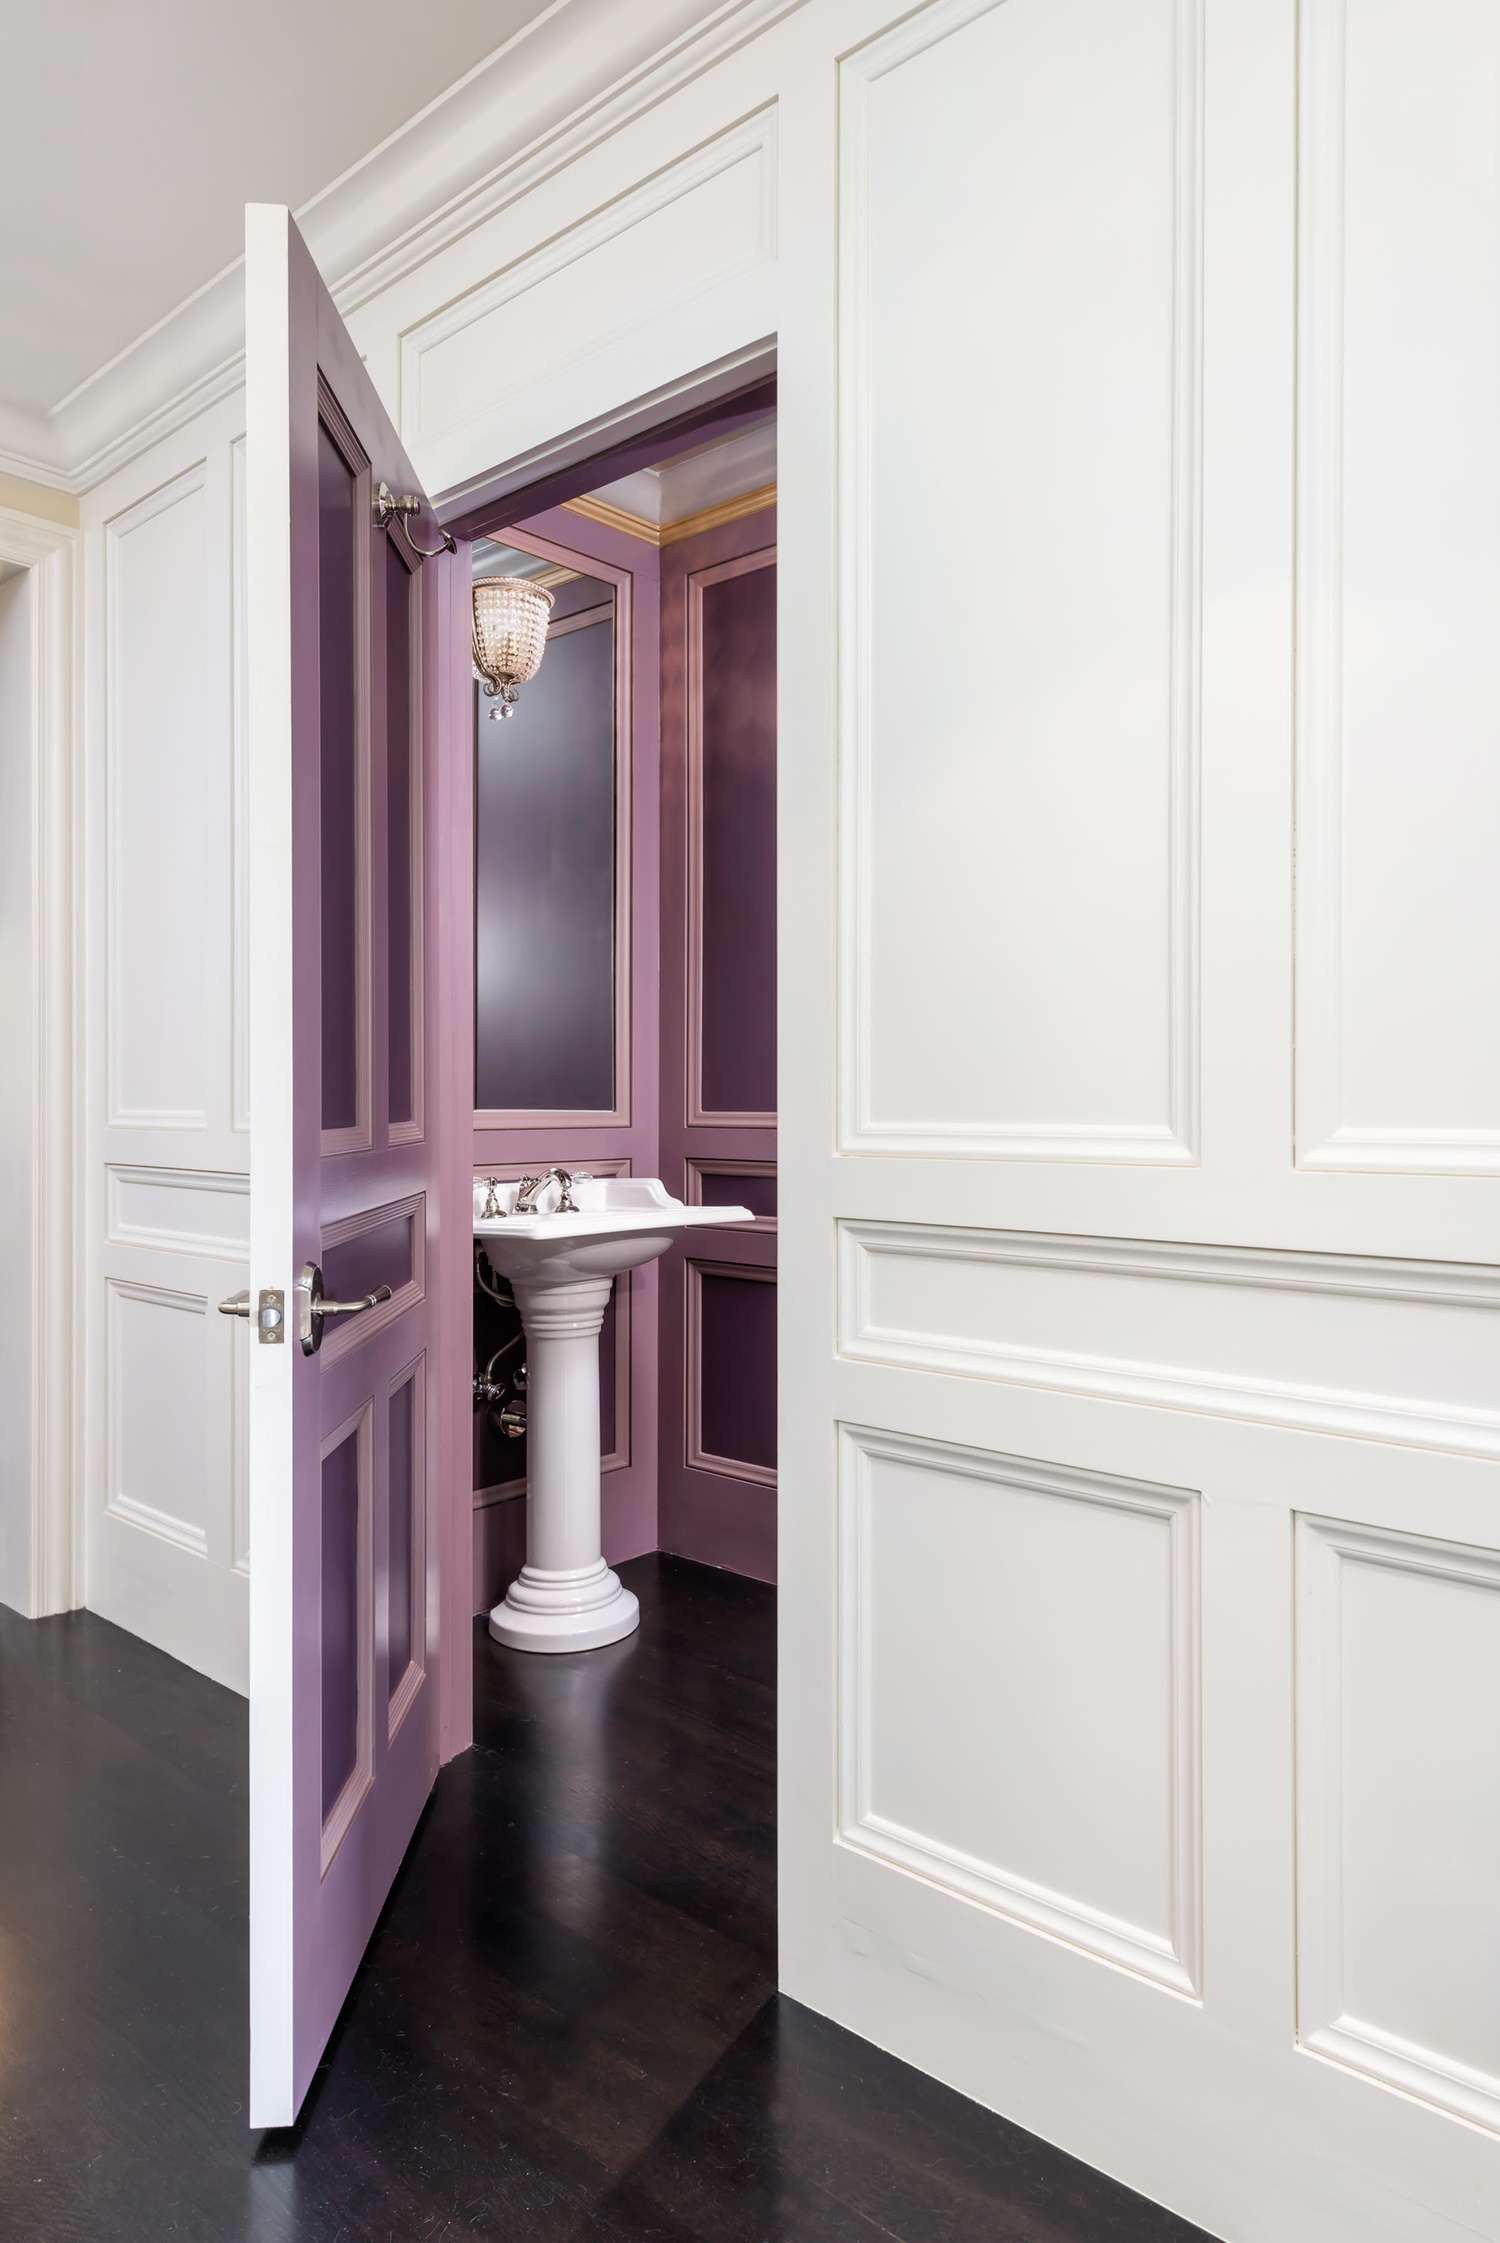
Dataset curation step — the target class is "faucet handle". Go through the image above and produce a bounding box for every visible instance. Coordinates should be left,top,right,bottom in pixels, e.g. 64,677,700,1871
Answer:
479,1175,505,1219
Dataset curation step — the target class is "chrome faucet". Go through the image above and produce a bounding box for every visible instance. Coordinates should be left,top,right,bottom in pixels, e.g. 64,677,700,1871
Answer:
514,1167,581,1215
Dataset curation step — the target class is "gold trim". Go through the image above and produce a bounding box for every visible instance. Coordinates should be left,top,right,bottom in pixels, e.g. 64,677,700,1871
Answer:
562,494,659,544
562,482,777,549
661,483,776,544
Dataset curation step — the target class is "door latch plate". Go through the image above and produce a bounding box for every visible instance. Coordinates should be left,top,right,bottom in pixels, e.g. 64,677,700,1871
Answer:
258,1288,285,1344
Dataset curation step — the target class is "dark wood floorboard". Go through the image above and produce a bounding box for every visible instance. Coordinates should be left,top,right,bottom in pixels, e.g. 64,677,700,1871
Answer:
0,1556,1211,2243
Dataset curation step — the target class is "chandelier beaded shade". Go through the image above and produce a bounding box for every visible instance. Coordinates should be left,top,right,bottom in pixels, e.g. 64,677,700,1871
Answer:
472,576,554,720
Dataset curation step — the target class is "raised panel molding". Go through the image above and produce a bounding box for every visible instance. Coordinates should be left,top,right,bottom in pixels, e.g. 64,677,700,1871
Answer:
839,1221,1500,1462
1296,1515,1500,2132
1295,0,1500,1175
107,1165,249,1258
838,1425,1201,1997
400,106,777,453
318,1193,426,1366
837,0,1202,1163
685,1257,777,1485
105,1278,210,1558
104,462,215,1131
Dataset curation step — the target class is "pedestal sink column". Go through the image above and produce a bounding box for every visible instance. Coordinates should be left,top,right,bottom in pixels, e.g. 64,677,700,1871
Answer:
487,1274,641,1653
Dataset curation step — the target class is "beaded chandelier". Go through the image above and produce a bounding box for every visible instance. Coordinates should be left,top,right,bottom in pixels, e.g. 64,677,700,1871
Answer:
471,577,554,720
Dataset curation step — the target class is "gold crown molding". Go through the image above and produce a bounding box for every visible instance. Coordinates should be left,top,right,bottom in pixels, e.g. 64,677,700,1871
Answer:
563,493,660,543
660,483,776,544
563,481,776,550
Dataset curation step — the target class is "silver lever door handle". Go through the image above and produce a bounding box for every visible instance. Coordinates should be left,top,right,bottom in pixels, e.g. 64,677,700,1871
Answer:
218,1290,251,1318
297,1262,394,1355
319,1284,394,1317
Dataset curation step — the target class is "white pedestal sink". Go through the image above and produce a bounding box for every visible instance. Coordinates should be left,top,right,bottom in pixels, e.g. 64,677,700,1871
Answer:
475,1176,752,1653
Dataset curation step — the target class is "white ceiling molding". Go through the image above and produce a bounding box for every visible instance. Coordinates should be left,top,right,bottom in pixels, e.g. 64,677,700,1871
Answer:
584,414,776,530
0,0,803,497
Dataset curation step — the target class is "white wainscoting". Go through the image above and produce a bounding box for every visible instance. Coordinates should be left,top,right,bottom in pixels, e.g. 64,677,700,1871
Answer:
839,1220,1500,1462
838,0,1200,1163
1296,1513,1500,2133
838,1423,1201,1997
83,399,250,1691
1295,0,1500,1175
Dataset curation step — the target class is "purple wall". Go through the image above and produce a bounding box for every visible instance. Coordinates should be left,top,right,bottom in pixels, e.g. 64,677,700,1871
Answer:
657,508,779,1583
474,596,618,1113
471,506,662,1616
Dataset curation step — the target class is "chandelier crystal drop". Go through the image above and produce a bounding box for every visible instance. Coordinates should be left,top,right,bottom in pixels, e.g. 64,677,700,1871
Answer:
471,577,554,721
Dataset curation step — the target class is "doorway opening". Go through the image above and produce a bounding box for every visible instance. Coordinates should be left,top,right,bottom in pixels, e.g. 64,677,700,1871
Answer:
461,384,779,1640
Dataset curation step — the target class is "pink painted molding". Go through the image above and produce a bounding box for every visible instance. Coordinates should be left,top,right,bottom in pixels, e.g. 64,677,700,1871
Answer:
684,1257,777,1489
317,376,375,1159
685,543,777,1129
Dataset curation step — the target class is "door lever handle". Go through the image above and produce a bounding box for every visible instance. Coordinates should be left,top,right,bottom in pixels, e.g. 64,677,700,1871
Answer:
297,1262,395,1355
218,1290,251,1318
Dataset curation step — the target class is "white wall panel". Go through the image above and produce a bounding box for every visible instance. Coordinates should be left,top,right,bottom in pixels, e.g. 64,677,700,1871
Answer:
841,1220,1500,1460
839,1425,1200,1995
840,0,1200,1161
1296,1514,1500,2131
106,1279,211,1556
1296,0,1500,1173
105,464,218,1131
84,402,249,1689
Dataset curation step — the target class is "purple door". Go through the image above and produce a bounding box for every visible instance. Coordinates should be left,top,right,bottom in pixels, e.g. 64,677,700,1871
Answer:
244,205,466,2126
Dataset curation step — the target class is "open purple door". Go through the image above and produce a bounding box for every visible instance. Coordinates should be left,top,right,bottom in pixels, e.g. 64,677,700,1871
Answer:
244,205,468,2127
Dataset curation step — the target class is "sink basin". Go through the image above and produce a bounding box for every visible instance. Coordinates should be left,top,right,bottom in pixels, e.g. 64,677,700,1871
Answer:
474,1176,753,1654
474,1173,752,1288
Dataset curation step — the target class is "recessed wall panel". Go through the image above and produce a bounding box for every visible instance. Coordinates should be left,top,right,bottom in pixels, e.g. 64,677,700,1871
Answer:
840,1426,1200,1994
695,556,776,1120
1297,1,1500,1171
106,467,217,1129
840,0,1199,1159
1296,1517,1500,2129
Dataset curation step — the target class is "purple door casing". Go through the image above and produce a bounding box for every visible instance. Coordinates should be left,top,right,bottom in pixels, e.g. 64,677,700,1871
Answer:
245,205,469,2128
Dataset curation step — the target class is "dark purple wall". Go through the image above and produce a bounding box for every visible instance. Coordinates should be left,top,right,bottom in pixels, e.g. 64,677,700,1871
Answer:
699,562,777,1117
474,599,618,1113
657,508,779,1583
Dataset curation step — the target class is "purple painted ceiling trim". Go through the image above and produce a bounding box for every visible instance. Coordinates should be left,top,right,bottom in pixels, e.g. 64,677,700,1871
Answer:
446,377,777,546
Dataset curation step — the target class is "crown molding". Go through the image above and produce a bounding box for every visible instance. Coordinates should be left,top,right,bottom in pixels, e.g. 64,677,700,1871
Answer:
5,0,804,498
565,481,775,547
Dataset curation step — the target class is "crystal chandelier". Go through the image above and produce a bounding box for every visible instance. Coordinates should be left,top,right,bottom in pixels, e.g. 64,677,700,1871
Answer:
472,577,555,721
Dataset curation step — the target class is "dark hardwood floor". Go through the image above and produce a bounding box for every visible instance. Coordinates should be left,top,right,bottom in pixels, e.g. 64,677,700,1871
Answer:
0,1556,1210,2243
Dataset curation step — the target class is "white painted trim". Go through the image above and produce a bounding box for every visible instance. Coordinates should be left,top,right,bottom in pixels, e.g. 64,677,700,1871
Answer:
0,0,803,496
837,1425,1203,2001
839,1220,1500,1461
0,506,81,1616
835,0,1203,1166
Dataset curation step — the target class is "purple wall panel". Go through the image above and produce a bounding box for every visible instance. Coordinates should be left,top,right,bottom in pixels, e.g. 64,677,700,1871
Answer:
323,1209,414,1302
698,1270,777,1471
320,1428,361,1821
658,506,778,1585
387,1377,415,1683
474,615,617,1112
385,541,416,1129
318,423,359,1132
699,561,777,1117
698,1167,777,1222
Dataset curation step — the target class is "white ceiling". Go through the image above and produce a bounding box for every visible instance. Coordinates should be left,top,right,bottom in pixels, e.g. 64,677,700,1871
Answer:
585,413,777,530
0,0,554,417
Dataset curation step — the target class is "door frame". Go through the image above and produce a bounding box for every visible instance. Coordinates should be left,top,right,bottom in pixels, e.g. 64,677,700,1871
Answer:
0,506,81,1618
